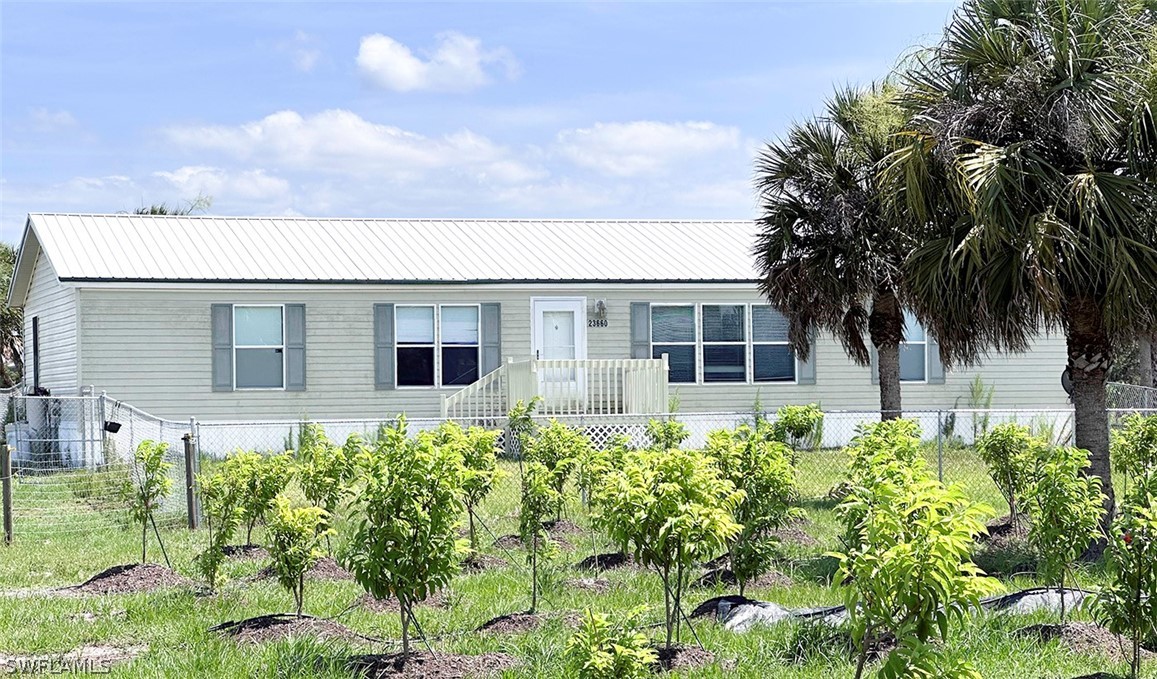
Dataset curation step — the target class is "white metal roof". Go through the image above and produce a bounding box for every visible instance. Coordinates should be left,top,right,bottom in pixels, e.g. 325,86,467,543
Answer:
20,213,760,285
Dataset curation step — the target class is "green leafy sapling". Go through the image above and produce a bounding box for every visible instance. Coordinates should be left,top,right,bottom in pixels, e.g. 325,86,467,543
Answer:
520,461,562,613
296,434,357,553
195,468,243,591
459,426,504,552
770,403,824,451
708,425,798,596
129,440,173,566
343,417,466,657
523,419,587,521
565,606,657,679
507,396,542,458
645,418,689,451
1111,414,1157,491
232,451,293,546
975,423,1044,524
833,418,998,679
595,447,742,648
266,496,333,618
1025,445,1105,623
1093,469,1157,679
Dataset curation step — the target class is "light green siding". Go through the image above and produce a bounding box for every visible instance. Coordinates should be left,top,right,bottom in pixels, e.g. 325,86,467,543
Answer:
75,284,1070,421
23,253,79,395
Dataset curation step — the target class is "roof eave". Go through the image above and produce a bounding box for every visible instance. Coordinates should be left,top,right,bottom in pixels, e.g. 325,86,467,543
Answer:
6,218,40,309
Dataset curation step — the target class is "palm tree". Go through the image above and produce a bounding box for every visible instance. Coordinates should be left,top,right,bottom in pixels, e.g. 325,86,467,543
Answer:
887,0,1157,525
754,86,915,418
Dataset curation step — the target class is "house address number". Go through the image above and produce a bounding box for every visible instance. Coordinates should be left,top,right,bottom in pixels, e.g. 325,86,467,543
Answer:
587,319,609,328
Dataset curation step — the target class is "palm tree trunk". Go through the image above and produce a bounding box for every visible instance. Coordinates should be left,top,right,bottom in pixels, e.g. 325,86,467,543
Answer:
876,341,902,420
870,291,905,420
1066,298,1116,540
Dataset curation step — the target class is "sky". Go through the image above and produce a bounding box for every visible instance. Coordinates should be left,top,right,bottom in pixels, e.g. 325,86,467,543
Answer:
0,1,958,244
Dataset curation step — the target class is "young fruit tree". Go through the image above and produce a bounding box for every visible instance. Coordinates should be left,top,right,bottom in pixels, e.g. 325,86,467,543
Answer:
519,460,562,613
834,419,999,679
523,419,587,521
706,425,798,596
507,396,542,458
128,440,174,565
195,469,244,591
770,403,824,450
594,447,742,648
455,425,504,552
1025,445,1105,622
343,418,466,657
295,433,356,553
1093,469,1157,679
645,418,689,450
975,423,1044,524
1111,414,1157,491
266,496,333,618
565,606,657,679
227,451,293,546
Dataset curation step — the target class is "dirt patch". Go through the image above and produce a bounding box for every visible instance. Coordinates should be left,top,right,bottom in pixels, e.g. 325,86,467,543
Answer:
349,651,520,678
980,514,1030,547
0,644,147,673
476,611,545,634
461,553,508,573
359,591,451,614
565,577,611,593
68,563,194,595
771,525,820,548
653,645,716,671
254,557,351,582
213,614,369,645
222,545,270,561
1016,623,1155,663
491,534,524,551
543,519,584,536
575,552,635,572
694,568,792,590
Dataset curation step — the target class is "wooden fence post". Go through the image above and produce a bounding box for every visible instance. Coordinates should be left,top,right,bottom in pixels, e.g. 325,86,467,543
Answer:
2,445,13,545
182,433,198,530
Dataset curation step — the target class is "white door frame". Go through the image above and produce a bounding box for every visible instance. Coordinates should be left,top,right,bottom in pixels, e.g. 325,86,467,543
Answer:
530,297,587,404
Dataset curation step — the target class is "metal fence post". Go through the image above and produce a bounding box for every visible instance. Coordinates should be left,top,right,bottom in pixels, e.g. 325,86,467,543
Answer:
2,445,12,545
183,423,199,530
936,410,945,483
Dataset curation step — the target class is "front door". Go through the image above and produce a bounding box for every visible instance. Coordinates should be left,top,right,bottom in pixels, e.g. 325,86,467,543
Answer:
531,297,587,405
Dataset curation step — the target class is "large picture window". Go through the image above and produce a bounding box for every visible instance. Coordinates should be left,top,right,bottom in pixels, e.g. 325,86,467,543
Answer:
752,305,795,382
651,305,696,383
234,305,285,389
899,311,927,382
702,305,745,382
395,305,480,387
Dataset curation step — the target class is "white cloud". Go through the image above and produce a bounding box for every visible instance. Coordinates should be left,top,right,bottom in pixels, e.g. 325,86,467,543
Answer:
282,30,321,73
152,166,291,202
163,109,545,183
555,121,742,177
28,108,78,131
356,31,519,93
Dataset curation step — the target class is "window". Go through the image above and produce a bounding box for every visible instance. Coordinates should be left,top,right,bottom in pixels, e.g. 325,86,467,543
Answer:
899,311,927,382
753,305,795,382
395,305,480,387
702,305,746,382
651,305,696,383
234,305,284,389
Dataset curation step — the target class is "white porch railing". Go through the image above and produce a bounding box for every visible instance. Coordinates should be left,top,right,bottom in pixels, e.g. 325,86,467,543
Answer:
441,356,669,420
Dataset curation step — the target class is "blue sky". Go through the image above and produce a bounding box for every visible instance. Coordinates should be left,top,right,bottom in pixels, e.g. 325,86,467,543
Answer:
0,1,957,243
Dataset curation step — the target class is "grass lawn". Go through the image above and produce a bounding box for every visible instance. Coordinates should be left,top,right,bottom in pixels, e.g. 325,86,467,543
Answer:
1,455,1154,678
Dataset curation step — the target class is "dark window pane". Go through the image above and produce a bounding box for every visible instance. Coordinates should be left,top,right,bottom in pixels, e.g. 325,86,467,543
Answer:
397,347,435,386
651,306,695,343
702,305,745,342
654,344,695,383
442,346,479,386
900,344,926,381
703,344,746,382
235,348,284,388
754,345,795,382
752,306,790,342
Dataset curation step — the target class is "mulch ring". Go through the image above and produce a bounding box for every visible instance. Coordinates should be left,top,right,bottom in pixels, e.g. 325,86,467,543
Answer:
460,554,508,573
542,519,584,536
770,524,820,548
1016,623,1156,663
212,614,371,645
66,563,194,595
694,568,793,590
653,645,717,671
476,611,546,634
254,557,351,582
0,645,147,673
979,514,1030,547
565,577,611,593
575,552,635,573
348,651,520,678
359,591,452,614
222,545,270,561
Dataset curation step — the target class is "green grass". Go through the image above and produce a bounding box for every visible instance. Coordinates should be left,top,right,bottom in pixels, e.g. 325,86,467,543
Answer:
1,456,1154,678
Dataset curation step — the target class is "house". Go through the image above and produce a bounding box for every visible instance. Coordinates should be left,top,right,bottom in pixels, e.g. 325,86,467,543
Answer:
5,213,1070,424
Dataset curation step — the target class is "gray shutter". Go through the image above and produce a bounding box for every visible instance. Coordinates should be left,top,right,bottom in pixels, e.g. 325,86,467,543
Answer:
374,304,395,390
285,304,306,391
927,334,945,384
630,303,651,359
211,304,233,392
870,346,880,385
796,333,817,385
480,303,501,376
